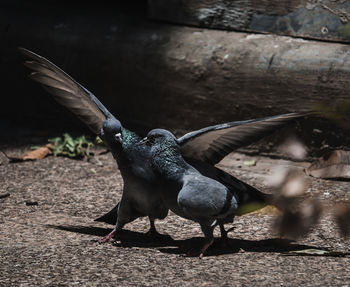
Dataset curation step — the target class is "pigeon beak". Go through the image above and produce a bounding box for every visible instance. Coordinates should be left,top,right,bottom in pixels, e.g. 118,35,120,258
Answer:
140,137,149,145
115,133,122,143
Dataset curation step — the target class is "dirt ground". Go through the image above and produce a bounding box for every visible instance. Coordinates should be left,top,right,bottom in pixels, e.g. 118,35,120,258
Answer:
1,143,350,286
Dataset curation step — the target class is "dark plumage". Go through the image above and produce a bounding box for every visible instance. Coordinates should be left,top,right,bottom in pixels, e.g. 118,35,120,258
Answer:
141,129,273,257
20,48,167,242
97,112,307,229
20,48,308,244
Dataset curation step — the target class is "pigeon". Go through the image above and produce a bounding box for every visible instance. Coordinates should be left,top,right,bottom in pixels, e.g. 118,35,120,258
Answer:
19,48,309,243
19,48,168,241
96,112,307,231
141,128,273,257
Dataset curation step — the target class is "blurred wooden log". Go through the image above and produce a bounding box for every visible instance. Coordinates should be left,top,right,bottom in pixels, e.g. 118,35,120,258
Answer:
148,0,350,43
138,27,350,133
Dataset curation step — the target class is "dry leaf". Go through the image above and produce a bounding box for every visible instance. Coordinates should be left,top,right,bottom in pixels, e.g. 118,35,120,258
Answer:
269,166,322,240
9,144,53,162
274,198,322,240
305,150,350,179
278,138,307,160
269,168,311,200
280,170,310,198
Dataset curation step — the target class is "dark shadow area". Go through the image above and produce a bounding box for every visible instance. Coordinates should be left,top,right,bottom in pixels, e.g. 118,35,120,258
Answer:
1,0,163,144
47,224,175,248
47,225,112,237
0,121,93,149
157,238,324,257
47,224,330,257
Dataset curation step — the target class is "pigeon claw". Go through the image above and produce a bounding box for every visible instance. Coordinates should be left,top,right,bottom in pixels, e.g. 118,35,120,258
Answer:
98,229,117,244
183,250,201,258
183,239,214,258
183,250,205,259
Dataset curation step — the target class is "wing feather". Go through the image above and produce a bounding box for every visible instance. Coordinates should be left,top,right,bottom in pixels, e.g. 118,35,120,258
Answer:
179,113,310,165
19,48,113,134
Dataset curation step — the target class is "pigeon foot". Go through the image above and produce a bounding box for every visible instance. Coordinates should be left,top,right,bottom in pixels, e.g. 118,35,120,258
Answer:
98,229,117,244
218,225,235,247
183,239,214,258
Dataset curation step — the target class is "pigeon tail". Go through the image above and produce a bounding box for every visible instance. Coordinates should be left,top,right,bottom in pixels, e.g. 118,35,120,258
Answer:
94,203,119,225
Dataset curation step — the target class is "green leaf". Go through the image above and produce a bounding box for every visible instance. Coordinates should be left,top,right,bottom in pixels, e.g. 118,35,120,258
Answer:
96,136,103,144
243,160,256,167
48,137,62,145
47,133,95,159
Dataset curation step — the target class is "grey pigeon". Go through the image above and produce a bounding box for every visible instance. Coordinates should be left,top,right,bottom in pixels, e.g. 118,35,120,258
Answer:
141,129,271,257
20,48,308,243
96,112,306,229
19,48,167,241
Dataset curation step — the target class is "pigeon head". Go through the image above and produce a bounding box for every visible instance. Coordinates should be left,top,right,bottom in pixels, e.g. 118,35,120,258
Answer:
141,129,178,148
141,129,188,174
102,118,123,145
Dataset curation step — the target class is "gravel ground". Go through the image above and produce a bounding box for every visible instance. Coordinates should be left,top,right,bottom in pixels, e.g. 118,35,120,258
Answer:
0,145,349,286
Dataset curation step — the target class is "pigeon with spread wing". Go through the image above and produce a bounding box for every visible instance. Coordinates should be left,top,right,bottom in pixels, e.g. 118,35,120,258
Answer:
20,48,308,243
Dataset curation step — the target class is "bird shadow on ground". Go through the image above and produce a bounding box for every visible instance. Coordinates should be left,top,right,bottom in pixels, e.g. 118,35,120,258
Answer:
47,225,174,247
157,237,324,257
47,224,330,257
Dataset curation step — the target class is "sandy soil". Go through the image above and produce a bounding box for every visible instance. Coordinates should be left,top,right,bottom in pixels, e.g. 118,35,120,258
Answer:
0,145,349,286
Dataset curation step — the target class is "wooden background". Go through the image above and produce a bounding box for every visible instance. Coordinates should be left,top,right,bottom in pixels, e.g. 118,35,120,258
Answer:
1,0,349,149
149,0,350,43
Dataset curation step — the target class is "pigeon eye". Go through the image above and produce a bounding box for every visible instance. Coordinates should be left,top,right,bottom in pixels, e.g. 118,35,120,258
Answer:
115,133,122,143
142,135,156,146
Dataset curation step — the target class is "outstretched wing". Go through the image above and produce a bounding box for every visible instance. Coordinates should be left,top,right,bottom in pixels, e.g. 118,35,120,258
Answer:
19,48,114,134
178,113,308,165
